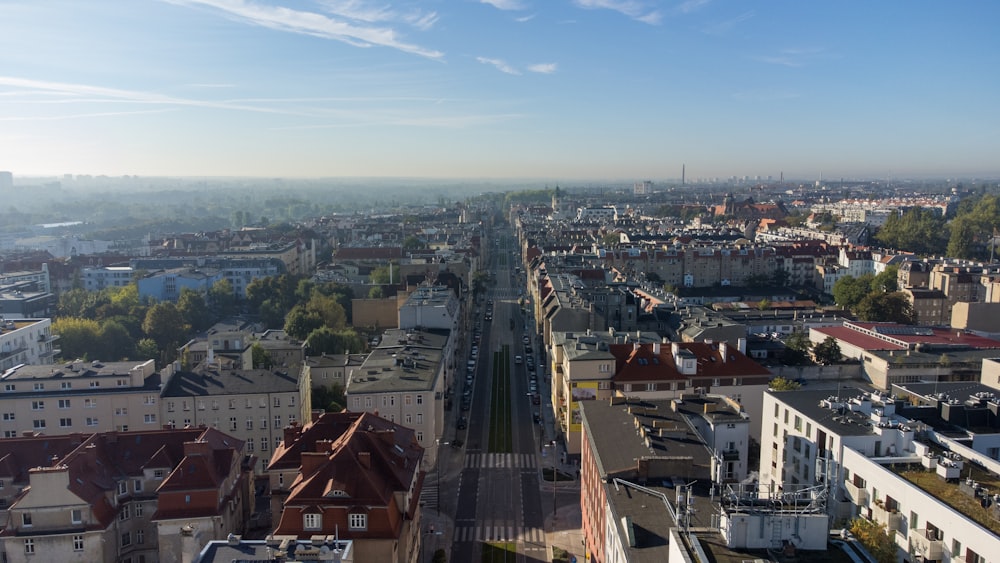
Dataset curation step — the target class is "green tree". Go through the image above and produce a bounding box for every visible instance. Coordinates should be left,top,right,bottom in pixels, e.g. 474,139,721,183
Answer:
284,305,324,340
97,320,136,361
177,288,213,332
369,264,400,285
306,327,365,355
874,207,947,255
781,331,813,366
208,279,237,318
812,336,842,365
472,271,490,295
602,232,620,246
52,317,101,361
832,274,875,310
871,266,899,293
757,298,771,311
368,285,385,298
855,291,915,324
251,342,273,370
142,302,189,362
848,518,896,563
769,377,801,391
306,292,347,331
136,338,160,362
402,235,425,251
312,383,347,412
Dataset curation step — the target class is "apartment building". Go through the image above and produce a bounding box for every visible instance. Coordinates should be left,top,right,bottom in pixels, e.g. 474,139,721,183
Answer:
0,427,251,563
159,362,310,473
0,359,161,438
81,266,135,291
345,329,450,469
0,318,57,373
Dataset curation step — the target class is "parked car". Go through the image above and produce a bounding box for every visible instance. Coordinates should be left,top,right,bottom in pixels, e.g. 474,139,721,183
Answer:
532,394,541,405
515,355,523,364
457,417,468,429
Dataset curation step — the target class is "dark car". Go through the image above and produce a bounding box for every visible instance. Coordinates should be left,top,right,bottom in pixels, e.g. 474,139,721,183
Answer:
533,413,541,424
531,394,541,405
457,417,468,429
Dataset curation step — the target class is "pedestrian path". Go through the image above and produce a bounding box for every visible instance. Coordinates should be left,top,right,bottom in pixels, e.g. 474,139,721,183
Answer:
419,474,438,511
453,524,546,545
464,452,538,469
488,288,523,300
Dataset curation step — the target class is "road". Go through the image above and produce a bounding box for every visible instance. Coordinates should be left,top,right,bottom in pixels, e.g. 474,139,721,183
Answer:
449,228,550,563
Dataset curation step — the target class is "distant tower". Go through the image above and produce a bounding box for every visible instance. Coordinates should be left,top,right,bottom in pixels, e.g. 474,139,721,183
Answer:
0,171,11,191
681,164,685,186
551,185,562,218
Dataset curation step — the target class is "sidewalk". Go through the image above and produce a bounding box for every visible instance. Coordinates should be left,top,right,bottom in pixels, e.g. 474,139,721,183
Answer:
546,502,585,563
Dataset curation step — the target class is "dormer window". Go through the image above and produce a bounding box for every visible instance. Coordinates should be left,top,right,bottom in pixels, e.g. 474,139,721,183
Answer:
303,513,322,530
348,513,367,530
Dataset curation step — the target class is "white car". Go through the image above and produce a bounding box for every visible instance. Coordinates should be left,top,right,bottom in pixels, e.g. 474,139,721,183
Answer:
515,355,523,364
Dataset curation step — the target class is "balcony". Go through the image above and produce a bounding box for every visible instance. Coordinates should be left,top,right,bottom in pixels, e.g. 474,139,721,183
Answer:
843,480,868,505
871,503,903,534
722,449,740,461
909,528,944,561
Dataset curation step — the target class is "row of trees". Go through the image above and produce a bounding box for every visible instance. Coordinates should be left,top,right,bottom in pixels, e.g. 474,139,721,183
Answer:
781,332,843,366
874,193,1000,260
832,267,915,324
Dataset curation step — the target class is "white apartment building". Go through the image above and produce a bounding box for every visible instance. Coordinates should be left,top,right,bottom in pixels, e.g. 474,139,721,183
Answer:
159,361,311,473
398,285,459,331
81,266,134,291
345,329,451,469
0,318,57,372
0,359,161,438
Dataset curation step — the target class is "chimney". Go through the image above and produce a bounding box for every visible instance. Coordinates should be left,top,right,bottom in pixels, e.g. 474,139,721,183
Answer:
652,341,661,355
358,451,372,470
671,342,680,356
283,424,301,447
376,429,396,446
633,342,640,351
719,341,727,362
737,337,747,355
300,452,327,476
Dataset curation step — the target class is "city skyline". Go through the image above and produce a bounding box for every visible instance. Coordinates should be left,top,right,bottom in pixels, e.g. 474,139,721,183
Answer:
1,1,998,181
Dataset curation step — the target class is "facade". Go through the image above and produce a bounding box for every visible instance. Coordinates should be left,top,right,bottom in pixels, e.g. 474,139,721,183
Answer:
137,268,225,302
302,353,367,391
81,266,134,291
0,359,161,437
267,411,423,563
0,318,57,373
159,361,310,473
0,427,251,563
397,285,459,331
345,329,451,469
195,536,353,563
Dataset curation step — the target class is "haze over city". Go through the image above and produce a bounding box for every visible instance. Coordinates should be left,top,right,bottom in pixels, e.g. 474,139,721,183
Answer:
1,1,998,180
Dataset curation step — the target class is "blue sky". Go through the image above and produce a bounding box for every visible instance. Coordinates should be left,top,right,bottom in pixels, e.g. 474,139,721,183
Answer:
1,0,998,181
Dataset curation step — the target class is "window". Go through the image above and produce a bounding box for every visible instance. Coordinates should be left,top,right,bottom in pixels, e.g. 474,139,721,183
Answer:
806,422,812,438
416,431,423,442
274,396,281,407
134,479,143,493
404,395,412,405
33,383,44,391
137,529,145,544
119,505,130,520
73,535,84,551
364,397,372,408
32,419,46,429
144,395,156,405
3,431,14,438
246,418,253,430
260,437,268,451
86,417,98,426
85,399,96,409
416,413,423,424
3,413,14,421
405,414,412,424
211,400,218,410
22,512,32,527
182,400,190,411
3,384,14,392
275,415,282,428
245,398,252,408
246,439,254,452
31,400,44,411
167,401,175,412
121,532,131,547
348,513,367,530
794,415,802,431
229,399,236,409
910,510,918,530
24,538,34,554
58,399,71,409
115,407,128,416
144,414,156,424
259,398,266,408
118,481,128,495
153,469,165,480
353,397,360,408
59,418,72,428
89,381,100,388
952,540,962,558
289,414,296,424
289,395,295,407
261,417,267,429
416,394,423,405
304,513,322,530
198,401,205,411
134,502,143,517
230,417,237,431
783,409,789,424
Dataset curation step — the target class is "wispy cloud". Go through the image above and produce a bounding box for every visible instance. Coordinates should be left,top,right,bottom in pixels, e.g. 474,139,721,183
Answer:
480,0,526,10
477,57,520,75
0,76,306,116
700,10,753,35
677,0,709,14
752,47,827,68
527,63,557,74
515,14,536,22
162,0,443,59
572,0,661,24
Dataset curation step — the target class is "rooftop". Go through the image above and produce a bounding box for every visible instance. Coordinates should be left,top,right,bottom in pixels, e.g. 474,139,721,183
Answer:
766,386,882,437
347,329,448,394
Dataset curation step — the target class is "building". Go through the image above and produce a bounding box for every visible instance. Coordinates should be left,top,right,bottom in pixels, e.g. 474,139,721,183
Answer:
0,318,57,373
302,353,367,391
137,268,225,302
159,361,310,473
194,536,353,563
345,329,451,468
397,285,459,331
0,359,161,437
0,426,252,563
267,411,423,563
81,266,135,291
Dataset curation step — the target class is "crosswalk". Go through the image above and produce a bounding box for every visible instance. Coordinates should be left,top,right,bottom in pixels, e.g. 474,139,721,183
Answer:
453,525,546,544
419,476,438,511
488,288,523,300
464,453,537,469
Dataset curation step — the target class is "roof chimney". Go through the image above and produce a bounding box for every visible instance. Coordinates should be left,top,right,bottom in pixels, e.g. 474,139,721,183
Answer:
718,341,727,362
300,451,327,476
652,341,661,355
358,451,372,470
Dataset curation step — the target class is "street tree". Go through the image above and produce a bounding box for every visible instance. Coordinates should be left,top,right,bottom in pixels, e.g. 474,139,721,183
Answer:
812,336,842,365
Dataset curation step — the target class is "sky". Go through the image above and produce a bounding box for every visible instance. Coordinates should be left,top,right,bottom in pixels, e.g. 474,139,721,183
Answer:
1,1,999,181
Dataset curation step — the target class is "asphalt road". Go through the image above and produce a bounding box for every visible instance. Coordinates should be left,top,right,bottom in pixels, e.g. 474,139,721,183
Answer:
449,228,549,563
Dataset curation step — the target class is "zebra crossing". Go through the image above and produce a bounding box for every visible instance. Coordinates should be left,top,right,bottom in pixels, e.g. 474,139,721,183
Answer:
488,288,523,300
453,525,546,544
418,473,438,511
464,453,537,469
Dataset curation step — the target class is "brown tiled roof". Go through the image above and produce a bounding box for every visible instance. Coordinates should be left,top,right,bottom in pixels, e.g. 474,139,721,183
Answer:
609,342,770,384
